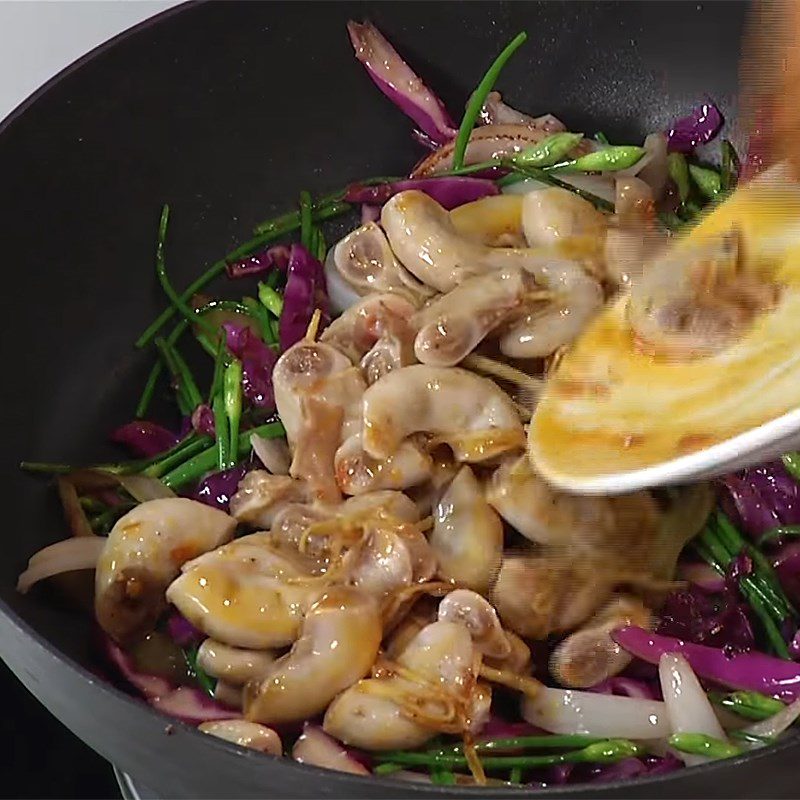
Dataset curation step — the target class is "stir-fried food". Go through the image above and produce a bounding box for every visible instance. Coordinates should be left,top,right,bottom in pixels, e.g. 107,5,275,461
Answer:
18,20,800,790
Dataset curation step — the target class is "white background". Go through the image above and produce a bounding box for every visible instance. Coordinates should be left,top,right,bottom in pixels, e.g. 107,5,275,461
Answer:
0,1,180,122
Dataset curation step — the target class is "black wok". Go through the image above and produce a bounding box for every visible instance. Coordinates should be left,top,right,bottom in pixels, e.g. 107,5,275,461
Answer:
1,1,796,797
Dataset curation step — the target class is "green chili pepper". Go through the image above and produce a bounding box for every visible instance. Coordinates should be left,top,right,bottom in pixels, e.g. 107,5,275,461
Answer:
451,32,528,170
782,452,800,482
513,132,584,168
508,766,523,784
242,296,276,345
721,139,740,192
550,145,646,174
667,152,691,202
688,164,722,200
668,733,741,760
223,359,243,469
258,283,284,317
709,690,785,721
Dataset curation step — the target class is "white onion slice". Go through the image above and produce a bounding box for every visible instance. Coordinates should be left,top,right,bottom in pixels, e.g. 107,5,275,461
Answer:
659,652,728,766
522,686,668,739
741,697,800,744
631,132,668,199
292,724,369,775
324,247,362,314
116,475,175,502
250,433,291,475
17,536,105,593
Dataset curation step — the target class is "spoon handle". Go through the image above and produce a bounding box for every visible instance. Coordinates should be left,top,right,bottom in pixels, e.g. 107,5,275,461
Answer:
740,0,800,179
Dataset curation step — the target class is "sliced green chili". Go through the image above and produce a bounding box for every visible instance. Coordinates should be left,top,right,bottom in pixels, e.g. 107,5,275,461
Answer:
668,733,741,760
513,132,584,168
688,164,722,200
223,359,243,469
258,283,284,317
667,152,691,202
549,145,646,174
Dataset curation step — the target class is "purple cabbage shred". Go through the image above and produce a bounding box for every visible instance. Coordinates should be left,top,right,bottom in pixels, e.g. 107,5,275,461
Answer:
278,244,330,352
657,583,755,653
226,244,290,280
224,323,278,410
666,102,724,153
110,420,179,458
191,463,248,513
190,404,216,438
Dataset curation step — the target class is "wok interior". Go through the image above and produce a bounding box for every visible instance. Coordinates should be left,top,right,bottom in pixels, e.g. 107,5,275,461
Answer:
0,1,766,795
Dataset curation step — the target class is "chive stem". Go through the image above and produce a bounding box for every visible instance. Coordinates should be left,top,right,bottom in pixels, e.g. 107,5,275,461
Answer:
299,191,313,251
161,421,284,488
258,283,284,317
136,200,350,349
375,739,639,770
452,32,528,170
212,394,230,471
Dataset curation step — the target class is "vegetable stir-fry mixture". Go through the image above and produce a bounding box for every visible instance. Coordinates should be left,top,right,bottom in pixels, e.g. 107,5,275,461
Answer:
18,22,800,788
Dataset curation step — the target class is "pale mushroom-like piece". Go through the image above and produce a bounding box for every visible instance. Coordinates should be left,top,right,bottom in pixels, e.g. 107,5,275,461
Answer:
323,621,477,750
362,365,524,462
196,639,277,685
292,724,369,775
381,190,602,293
244,586,381,725
214,681,243,710
496,261,604,359
437,589,510,659
487,455,655,552
166,533,315,649
341,489,422,523
413,268,533,367
549,595,653,688
346,527,414,598
229,471,309,529
95,498,236,644
199,720,282,756
289,396,345,504
430,465,503,593
329,222,434,304
521,187,607,249
272,340,363,446
491,555,615,640
320,292,418,366
334,433,433,496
